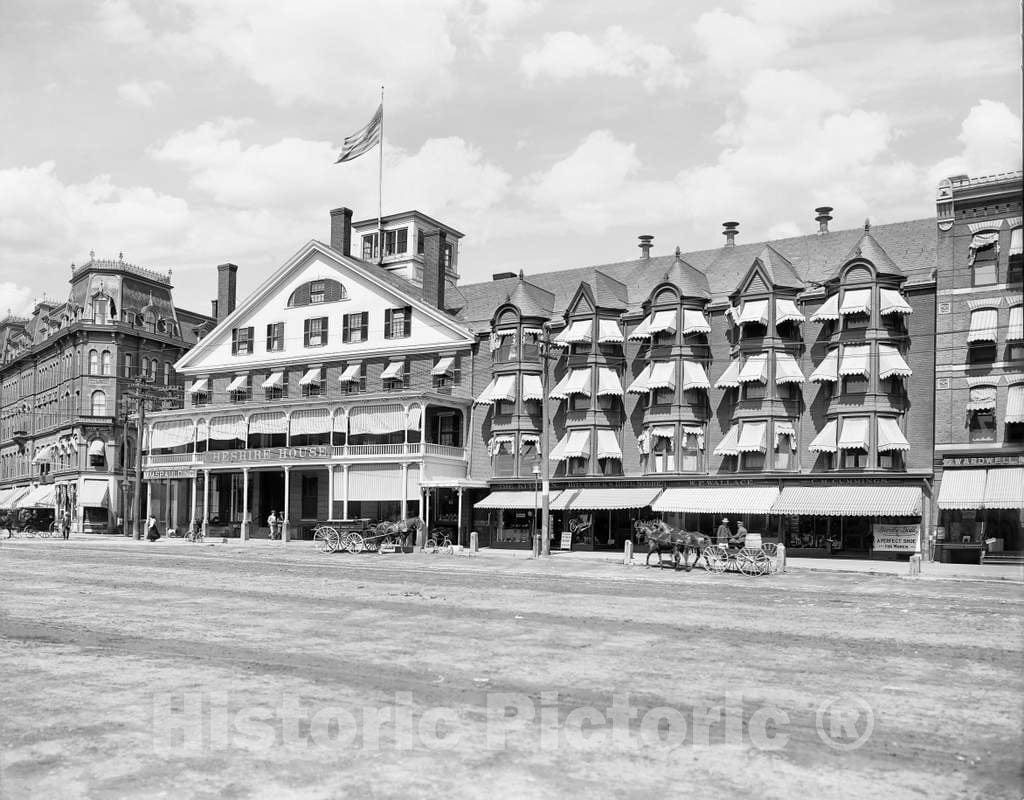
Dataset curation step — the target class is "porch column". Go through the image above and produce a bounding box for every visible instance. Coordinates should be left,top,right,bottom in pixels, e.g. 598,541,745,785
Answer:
342,464,350,520
202,470,210,535
423,486,431,548
282,466,291,543
403,403,410,454
328,464,335,521
146,480,153,521
241,467,249,541
457,486,464,547
190,474,197,528
401,462,409,520
163,478,171,532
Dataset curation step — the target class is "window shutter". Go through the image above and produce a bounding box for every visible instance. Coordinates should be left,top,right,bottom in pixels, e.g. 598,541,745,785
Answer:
360,312,368,340
384,308,393,339
231,329,239,355
403,306,412,337
303,319,311,347
246,327,254,350
266,324,273,350
342,315,351,343
320,318,328,343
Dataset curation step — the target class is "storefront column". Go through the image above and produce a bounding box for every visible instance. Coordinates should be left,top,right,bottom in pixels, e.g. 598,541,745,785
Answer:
163,479,171,532
401,462,409,520
190,475,197,528
457,487,464,547
146,481,153,521
327,465,335,520
342,464,349,520
202,469,210,535
282,466,291,543
241,467,249,541
424,487,431,546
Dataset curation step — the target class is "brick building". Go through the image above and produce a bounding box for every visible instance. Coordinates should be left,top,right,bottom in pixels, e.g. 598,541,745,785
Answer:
0,256,210,532
933,171,1024,563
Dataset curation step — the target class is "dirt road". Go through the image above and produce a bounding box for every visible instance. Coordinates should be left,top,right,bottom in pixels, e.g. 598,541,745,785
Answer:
1,539,1021,799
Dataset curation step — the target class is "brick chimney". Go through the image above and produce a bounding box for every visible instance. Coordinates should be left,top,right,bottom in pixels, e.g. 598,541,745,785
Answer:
422,229,447,311
815,206,833,234
722,221,739,247
330,207,353,254
217,263,237,321
638,235,654,259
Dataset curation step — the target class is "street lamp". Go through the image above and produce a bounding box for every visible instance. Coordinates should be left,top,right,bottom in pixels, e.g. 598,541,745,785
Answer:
531,462,541,539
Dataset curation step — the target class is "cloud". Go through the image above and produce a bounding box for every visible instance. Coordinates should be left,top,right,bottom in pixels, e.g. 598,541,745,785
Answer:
95,0,153,45
521,26,688,93
0,282,35,316
930,100,1023,184
117,80,171,107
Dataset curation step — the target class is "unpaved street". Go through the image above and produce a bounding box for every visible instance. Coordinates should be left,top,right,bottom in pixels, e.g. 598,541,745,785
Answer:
1,539,1022,800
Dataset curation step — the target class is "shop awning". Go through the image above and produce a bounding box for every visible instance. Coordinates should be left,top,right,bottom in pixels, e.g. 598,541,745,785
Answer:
554,319,592,345
563,487,661,510
775,298,805,325
838,417,869,450
738,353,768,384
810,294,840,322
839,344,870,377
647,361,675,390
186,378,208,394
876,417,910,452
338,363,362,383
648,309,677,335
967,308,998,343
261,371,284,389
713,425,740,456
550,429,590,461
0,487,29,510
597,319,624,343
550,368,591,399
1006,383,1024,424
808,420,838,453
431,357,456,376
522,373,544,401
88,440,106,456
681,361,710,391
681,309,711,335
878,345,912,379
714,360,742,389
79,479,110,508
840,288,871,316
737,421,767,453
738,300,769,325
475,490,561,510
226,374,249,392
810,350,839,384
771,485,921,516
17,483,56,508
32,445,53,464
596,368,623,397
879,289,913,316
775,352,804,384
653,486,779,514
626,364,653,394
984,467,1024,509
380,361,404,381
937,470,987,509
595,429,622,460
1008,305,1023,341
549,490,577,511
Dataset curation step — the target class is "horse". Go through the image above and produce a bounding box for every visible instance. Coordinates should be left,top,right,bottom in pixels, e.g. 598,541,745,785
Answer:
637,519,709,571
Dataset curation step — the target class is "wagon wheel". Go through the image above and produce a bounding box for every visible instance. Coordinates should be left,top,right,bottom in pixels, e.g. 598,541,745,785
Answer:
738,548,768,576
314,526,338,554
705,545,729,574
344,532,365,554
761,543,779,574
425,538,438,553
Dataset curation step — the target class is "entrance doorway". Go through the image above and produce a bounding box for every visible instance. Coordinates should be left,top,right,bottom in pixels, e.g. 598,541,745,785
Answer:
256,472,284,536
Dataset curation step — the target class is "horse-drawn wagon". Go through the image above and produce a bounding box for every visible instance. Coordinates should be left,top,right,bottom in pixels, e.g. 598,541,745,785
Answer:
635,520,781,575
313,518,421,554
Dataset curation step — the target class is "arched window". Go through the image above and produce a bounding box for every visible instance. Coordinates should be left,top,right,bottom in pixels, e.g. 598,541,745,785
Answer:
88,349,99,374
101,350,112,375
287,278,348,307
90,390,106,416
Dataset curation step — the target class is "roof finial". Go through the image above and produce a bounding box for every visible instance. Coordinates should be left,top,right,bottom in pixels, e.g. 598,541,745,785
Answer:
89,249,95,260
675,246,681,258
70,262,75,271
864,218,871,232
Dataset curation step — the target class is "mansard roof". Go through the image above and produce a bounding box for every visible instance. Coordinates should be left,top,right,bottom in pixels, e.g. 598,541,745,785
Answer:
658,248,711,299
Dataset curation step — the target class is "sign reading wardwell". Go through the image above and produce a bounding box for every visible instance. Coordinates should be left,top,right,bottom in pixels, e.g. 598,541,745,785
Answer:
872,523,920,552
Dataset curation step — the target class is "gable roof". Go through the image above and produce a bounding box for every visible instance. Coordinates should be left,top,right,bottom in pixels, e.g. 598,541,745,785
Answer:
658,248,711,299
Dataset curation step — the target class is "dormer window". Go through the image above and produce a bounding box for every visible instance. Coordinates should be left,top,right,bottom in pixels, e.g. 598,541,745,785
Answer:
384,228,408,256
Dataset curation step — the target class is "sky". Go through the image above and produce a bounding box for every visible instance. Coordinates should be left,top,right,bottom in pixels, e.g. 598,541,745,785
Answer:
0,0,1021,316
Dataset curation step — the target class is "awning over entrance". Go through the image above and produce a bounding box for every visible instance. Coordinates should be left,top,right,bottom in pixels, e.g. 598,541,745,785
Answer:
0,487,29,509
79,479,110,508
652,486,779,514
561,487,662,510
771,485,921,516
984,468,1024,509
17,483,56,508
474,491,547,510
937,470,987,510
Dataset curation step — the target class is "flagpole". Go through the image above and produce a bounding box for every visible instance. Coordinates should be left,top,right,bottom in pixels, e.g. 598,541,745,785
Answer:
377,85,384,265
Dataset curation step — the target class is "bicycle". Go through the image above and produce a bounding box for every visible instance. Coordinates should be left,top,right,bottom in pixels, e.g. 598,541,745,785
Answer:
185,527,205,543
425,533,454,555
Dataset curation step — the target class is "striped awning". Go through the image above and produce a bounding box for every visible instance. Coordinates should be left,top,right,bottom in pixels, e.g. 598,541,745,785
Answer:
80,480,110,508
339,363,362,383
838,417,870,450
226,374,249,392
984,468,1024,509
775,352,804,384
380,361,404,381
810,350,839,384
681,309,711,335
150,420,195,449
475,374,517,404
431,357,456,376
876,417,910,452
550,368,591,399
937,470,987,510
17,483,56,509
879,289,913,316
810,294,840,322
653,486,779,514
1007,305,1023,342
563,487,661,510
738,353,769,384
840,289,871,316
595,429,622,460
647,361,675,390
186,378,208,394
775,298,805,325
737,421,767,453
626,364,653,394
522,373,544,401
475,490,561,510
0,487,29,510
596,368,624,397
967,308,998,343
839,345,871,378
249,413,287,435
715,360,742,389
298,367,323,385
554,319,592,345
771,486,921,516
681,361,710,391
878,345,912,379
648,309,678,335
550,429,590,461
597,319,624,343
1006,383,1024,424
32,445,53,464
738,300,769,325
261,371,284,389
808,420,838,454
713,425,740,456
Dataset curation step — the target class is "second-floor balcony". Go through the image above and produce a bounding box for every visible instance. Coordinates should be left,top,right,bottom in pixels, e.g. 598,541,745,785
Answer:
143,441,466,468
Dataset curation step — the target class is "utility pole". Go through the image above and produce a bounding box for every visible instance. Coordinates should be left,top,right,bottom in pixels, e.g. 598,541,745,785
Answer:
122,375,170,540
540,322,551,557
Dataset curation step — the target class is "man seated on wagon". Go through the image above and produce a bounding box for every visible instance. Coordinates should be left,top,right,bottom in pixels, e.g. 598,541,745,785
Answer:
728,522,748,550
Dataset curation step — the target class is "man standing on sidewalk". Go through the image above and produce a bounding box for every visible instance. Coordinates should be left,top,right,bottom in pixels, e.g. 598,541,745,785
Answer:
60,512,71,541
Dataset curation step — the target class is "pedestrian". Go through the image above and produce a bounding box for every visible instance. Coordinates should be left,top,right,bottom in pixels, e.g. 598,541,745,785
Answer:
267,510,279,540
715,517,731,545
61,512,71,541
145,513,160,542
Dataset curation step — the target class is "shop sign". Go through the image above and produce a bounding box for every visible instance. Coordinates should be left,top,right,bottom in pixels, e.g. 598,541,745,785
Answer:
872,523,920,552
202,446,331,465
144,468,194,480
944,454,1024,467
559,531,572,550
